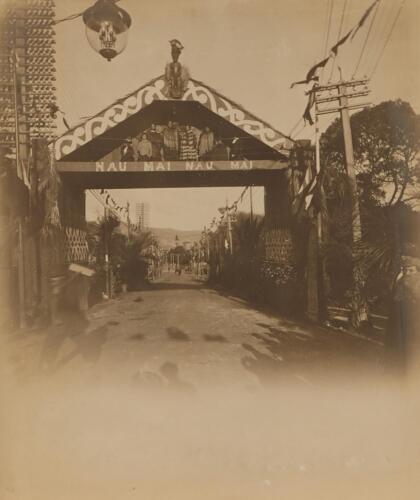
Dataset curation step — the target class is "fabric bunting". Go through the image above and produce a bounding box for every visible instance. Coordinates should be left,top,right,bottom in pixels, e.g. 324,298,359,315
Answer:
330,28,353,56
290,0,380,89
303,90,316,126
351,0,380,40
290,56,330,88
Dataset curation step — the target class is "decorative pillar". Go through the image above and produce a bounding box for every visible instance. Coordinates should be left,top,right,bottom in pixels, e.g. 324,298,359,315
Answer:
263,172,301,315
59,183,89,264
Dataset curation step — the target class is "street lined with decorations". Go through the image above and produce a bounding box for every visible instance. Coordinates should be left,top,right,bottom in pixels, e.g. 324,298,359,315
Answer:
1,1,420,499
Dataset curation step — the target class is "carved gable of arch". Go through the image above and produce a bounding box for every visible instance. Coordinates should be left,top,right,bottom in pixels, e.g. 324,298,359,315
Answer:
54,77,291,161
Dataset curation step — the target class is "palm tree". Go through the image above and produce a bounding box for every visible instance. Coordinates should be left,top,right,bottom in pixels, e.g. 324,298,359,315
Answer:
232,211,264,258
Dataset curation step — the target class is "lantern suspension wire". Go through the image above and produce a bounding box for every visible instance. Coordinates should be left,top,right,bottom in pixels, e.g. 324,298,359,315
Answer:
54,0,122,25
369,0,406,79
328,0,348,82
352,0,381,78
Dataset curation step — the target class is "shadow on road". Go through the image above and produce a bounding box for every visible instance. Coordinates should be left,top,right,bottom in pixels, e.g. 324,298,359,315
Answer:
143,281,205,292
132,361,195,395
39,310,109,374
241,321,384,386
203,334,227,342
167,327,190,341
129,333,145,341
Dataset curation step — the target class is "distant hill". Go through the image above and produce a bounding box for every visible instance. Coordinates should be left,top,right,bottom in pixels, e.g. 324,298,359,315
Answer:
149,227,201,249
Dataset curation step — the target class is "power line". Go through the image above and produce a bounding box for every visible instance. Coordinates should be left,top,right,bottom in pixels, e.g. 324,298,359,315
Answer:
293,121,308,139
362,0,392,75
321,0,335,83
329,0,348,82
352,0,381,78
323,0,334,58
369,0,406,79
87,189,125,222
288,117,304,137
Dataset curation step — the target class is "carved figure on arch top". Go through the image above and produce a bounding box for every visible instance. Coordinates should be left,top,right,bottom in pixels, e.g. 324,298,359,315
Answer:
163,40,190,99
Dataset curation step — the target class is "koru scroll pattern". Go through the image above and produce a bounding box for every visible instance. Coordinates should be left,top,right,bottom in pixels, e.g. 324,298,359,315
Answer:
54,77,290,160
65,227,90,263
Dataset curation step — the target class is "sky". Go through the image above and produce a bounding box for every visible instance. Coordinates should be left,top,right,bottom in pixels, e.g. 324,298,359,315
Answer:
53,0,420,229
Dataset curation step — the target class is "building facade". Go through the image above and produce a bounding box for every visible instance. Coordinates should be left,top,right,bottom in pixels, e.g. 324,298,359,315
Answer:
0,0,57,327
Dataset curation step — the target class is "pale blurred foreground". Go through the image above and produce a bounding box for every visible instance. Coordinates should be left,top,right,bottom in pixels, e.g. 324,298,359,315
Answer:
1,334,420,500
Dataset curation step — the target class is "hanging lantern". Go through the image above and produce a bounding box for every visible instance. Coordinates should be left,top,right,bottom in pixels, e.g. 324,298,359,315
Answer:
82,0,132,61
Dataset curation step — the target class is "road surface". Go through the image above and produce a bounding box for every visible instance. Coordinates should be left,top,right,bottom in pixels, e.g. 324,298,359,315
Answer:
2,272,418,500
7,271,383,389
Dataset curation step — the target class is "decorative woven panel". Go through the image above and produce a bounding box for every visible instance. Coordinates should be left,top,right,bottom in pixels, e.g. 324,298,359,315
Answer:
65,226,90,263
264,228,294,264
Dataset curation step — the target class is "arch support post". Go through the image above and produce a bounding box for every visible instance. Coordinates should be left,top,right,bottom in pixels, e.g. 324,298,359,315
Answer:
263,173,303,316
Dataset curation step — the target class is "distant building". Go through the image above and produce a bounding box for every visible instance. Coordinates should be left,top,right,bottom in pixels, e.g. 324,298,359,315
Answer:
183,241,192,251
0,0,57,152
135,202,150,231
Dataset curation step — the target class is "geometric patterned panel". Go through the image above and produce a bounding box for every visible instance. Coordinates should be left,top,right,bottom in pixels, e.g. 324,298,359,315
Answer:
65,227,90,263
264,228,294,264
54,77,292,160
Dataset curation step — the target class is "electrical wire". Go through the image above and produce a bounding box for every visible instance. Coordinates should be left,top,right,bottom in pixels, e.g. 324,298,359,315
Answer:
352,0,381,78
323,0,334,58
320,0,335,84
292,121,307,139
88,189,125,222
369,0,406,79
328,0,348,82
361,0,392,75
288,117,304,138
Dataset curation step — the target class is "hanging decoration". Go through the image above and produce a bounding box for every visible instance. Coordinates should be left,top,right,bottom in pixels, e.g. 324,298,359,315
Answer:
82,0,132,62
290,0,380,90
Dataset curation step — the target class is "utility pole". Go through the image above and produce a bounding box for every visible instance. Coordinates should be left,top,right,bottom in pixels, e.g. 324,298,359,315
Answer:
126,201,131,239
104,207,111,298
249,186,253,222
310,77,371,328
203,226,211,261
226,199,233,255
12,30,28,329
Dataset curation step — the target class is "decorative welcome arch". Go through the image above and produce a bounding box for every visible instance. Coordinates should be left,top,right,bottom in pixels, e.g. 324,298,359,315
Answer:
54,76,292,161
